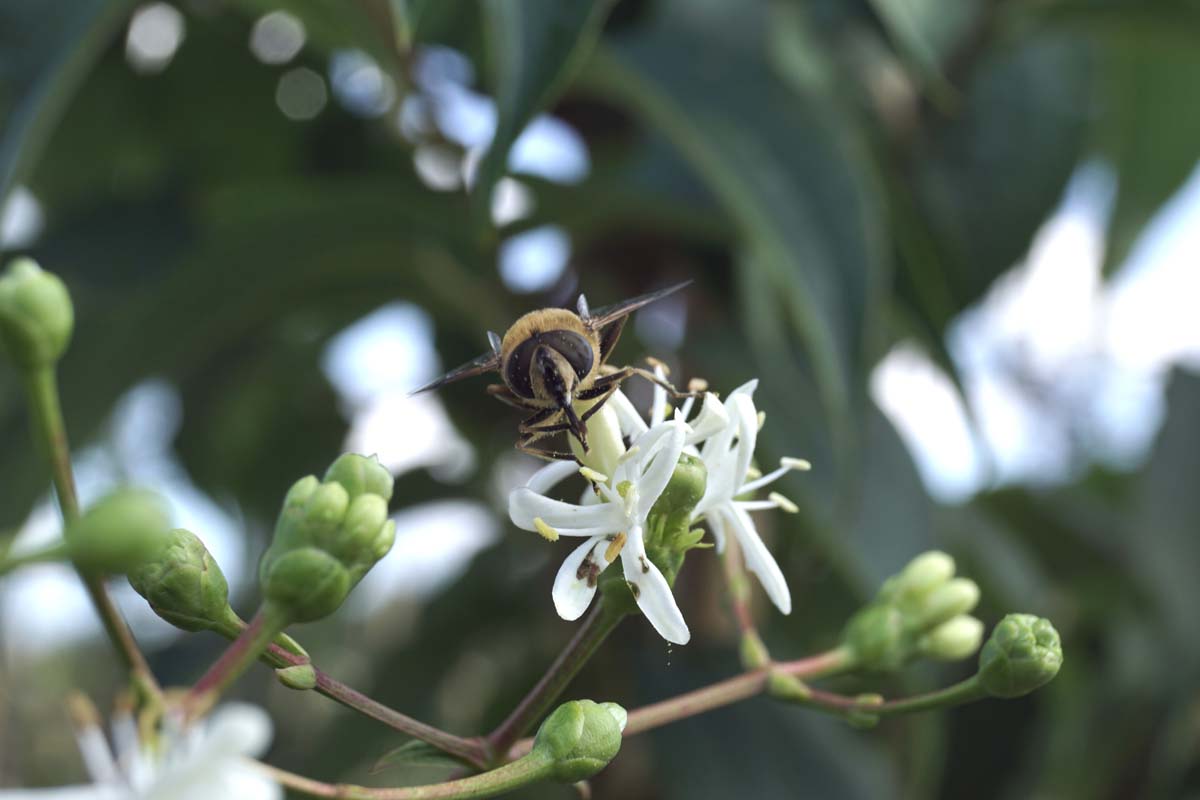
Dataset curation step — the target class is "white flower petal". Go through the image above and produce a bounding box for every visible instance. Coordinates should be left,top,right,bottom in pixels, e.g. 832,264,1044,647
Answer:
200,703,275,759
684,393,729,445
649,366,668,427
525,460,579,495
729,378,759,398
705,508,729,553
632,421,687,519
606,388,649,439
508,489,622,535
552,537,610,621
728,505,791,615
730,394,759,494
621,528,690,644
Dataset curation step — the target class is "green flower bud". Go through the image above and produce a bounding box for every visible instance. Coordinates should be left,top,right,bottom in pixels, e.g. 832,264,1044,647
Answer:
915,578,980,629
127,528,240,633
917,615,984,661
0,258,74,370
276,663,318,690
841,603,907,671
879,551,955,605
977,613,1063,698
67,489,170,575
532,700,625,783
651,453,707,518
259,454,395,623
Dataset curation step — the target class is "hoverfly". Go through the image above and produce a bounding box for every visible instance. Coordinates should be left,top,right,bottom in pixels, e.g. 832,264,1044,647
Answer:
412,281,694,460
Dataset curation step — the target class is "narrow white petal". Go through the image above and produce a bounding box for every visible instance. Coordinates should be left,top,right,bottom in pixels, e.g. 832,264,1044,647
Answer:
621,528,690,644
634,421,688,519
730,394,759,494
734,500,780,511
728,505,792,615
705,509,729,553
649,366,668,427
552,537,609,621
525,460,579,495
606,389,649,439
684,393,729,446
509,489,622,535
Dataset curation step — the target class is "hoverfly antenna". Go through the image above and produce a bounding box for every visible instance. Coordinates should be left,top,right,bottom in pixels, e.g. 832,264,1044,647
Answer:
487,330,503,355
576,294,591,319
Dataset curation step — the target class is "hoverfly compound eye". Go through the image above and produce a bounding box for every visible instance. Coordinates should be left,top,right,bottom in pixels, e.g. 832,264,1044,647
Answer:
541,330,593,379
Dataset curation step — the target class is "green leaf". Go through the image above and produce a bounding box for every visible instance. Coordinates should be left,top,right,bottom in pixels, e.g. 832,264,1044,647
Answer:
589,26,887,464
1099,31,1200,276
473,0,614,228
0,0,138,210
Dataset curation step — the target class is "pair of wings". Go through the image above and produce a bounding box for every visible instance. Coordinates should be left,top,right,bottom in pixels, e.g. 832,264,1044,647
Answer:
411,281,691,394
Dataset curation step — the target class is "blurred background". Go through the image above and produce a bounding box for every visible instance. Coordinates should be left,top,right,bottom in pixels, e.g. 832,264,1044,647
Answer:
2,0,1198,797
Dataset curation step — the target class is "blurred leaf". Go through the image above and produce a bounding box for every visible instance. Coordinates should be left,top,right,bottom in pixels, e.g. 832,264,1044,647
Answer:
474,0,615,228
1098,30,1200,276
911,33,1090,321
590,20,888,465
373,739,468,772
0,0,137,210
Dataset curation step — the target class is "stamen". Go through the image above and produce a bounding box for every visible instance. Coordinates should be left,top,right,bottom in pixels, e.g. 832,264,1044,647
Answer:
688,377,709,393
679,395,696,420
605,532,627,562
616,480,634,500
757,410,766,430
533,518,559,542
746,466,763,480
739,456,813,494
768,492,799,513
645,356,670,376
578,467,609,485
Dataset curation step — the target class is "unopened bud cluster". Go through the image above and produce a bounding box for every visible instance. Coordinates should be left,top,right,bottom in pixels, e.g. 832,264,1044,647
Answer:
842,551,984,671
532,699,627,783
259,453,396,623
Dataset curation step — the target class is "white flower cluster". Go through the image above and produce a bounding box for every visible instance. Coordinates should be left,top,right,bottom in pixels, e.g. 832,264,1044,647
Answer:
1,702,280,800
509,376,809,645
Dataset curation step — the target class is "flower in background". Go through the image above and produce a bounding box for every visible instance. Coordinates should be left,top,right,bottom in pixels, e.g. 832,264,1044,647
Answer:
509,420,692,644
0,699,280,800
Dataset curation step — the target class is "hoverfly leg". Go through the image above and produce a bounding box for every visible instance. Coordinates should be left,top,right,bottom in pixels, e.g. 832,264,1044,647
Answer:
486,383,539,410
515,434,579,463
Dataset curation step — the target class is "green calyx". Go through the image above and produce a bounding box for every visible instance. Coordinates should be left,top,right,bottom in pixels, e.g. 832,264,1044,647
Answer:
0,259,74,371
842,550,983,671
67,489,171,576
532,700,626,783
977,613,1063,698
127,528,241,633
259,454,396,623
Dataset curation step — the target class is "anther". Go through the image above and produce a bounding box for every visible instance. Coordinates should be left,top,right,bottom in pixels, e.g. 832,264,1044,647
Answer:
605,532,627,562
533,518,560,542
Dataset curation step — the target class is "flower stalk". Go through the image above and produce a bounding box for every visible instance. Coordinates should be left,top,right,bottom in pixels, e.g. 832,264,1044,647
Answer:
485,601,627,764
21,365,160,696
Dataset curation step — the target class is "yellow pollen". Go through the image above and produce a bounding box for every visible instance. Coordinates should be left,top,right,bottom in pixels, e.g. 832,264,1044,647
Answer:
616,480,634,499
757,410,766,430
533,518,559,542
578,467,609,485
605,532,627,562
768,492,799,513
782,457,812,471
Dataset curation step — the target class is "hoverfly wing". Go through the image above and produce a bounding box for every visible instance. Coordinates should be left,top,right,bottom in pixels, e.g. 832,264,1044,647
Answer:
409,350,500,395
586,280,693,327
